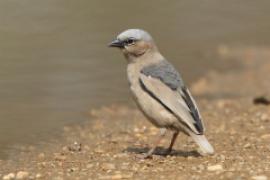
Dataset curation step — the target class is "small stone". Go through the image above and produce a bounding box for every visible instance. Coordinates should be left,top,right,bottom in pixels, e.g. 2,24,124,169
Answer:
260,114,269,121
101,163,116,170
54,153,66,161
114,153,128,158
207,164,223,171
111,174,123,179
16,171,29,180
133,127,140,133
261,134,270,139
249,156,254,160
2,173,15,180
84,145,90,150
244,143,251,149
38,153,45,159
94,148,105,153
67,168,74,173
131,164,139,171
28,146,35,151
191,175,199,180
226,172,234,178
156,167,164,172
40,162,47,168
35,174,42,179
68,141,82,152
121,163,130,170
63,126,71,132
111,173,133,179
86,164,94,169
99,174,133,180
251,175,268,180
52,176,63,180
220,155,226,161
198,164,205,170
62,146,69,152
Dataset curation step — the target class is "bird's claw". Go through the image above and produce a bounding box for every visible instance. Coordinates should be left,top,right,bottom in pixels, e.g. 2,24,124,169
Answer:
163,148,172,156
135,153,153,160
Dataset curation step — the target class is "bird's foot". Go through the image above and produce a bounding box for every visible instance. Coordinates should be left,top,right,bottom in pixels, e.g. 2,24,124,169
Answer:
135,153,153,160
134,148,172,160
162,148,172,156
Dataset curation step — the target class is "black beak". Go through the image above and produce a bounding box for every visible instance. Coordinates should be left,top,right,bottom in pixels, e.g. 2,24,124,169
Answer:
108,39,124,48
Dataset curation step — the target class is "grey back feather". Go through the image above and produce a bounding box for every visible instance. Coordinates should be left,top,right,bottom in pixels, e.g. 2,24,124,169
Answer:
141,60,184,90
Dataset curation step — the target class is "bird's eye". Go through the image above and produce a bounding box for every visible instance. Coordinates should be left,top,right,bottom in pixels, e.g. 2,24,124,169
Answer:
125,38,136,46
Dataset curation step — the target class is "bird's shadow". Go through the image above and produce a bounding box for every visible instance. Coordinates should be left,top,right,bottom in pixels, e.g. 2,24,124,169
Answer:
124,146,200,158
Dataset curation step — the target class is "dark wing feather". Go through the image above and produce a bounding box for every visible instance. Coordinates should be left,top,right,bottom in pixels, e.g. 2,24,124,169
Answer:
180,87,204,133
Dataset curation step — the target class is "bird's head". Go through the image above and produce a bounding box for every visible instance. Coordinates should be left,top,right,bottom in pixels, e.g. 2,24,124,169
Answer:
108,29,157,58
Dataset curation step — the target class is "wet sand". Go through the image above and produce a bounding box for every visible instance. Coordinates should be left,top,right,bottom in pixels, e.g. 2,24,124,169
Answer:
0,46,270,179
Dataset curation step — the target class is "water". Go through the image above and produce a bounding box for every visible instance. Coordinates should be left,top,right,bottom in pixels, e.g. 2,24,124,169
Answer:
0,0,270,158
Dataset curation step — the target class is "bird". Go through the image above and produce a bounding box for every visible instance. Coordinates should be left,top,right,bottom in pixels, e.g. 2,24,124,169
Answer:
108,29,214,158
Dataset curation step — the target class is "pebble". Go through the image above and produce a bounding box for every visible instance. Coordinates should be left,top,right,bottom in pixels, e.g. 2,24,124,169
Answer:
114,153,128,158
207,164,223,171
260,113,269,121
251,175,268,180
68,141,82,152
261,134,270,139
37,153,45,159
220,155,226,161
121,163,130,170
225,172,234,179
244,143,251,149
62,146,69,152
101,163,116,170
94,148,105,153
35,174,42,179
54,153,66,161
52,176,63,180
86,164,94,169
112,173,133,179
111,174,124,179
2,173,15,180
131,164,139,171
99,173,133,180
15,171,29,180
198,164,205,171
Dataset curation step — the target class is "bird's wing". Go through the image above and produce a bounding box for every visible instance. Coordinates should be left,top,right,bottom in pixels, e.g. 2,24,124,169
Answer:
139,63,204,134
179,86,204,133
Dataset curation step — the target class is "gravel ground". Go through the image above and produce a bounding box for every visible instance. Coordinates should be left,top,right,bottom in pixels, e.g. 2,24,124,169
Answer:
0,46,269,180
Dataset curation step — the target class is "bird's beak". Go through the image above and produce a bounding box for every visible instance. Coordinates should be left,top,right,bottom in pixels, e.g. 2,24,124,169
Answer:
108,39,124,48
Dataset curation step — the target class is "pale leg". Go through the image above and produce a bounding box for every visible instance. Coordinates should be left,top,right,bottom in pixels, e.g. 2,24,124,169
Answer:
143,128,167,158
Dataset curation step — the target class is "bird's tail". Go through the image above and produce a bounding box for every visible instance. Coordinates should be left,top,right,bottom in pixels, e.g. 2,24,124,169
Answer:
188,132,214,155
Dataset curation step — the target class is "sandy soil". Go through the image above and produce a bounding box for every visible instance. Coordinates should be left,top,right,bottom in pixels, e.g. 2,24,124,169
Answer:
0,46,270,180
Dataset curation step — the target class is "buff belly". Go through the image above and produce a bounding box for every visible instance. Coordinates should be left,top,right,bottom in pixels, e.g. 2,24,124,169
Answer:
130,84,178,129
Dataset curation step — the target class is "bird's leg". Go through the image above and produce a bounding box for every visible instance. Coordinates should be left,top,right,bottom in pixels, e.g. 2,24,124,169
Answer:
165,131,179,155
142,128,167,159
